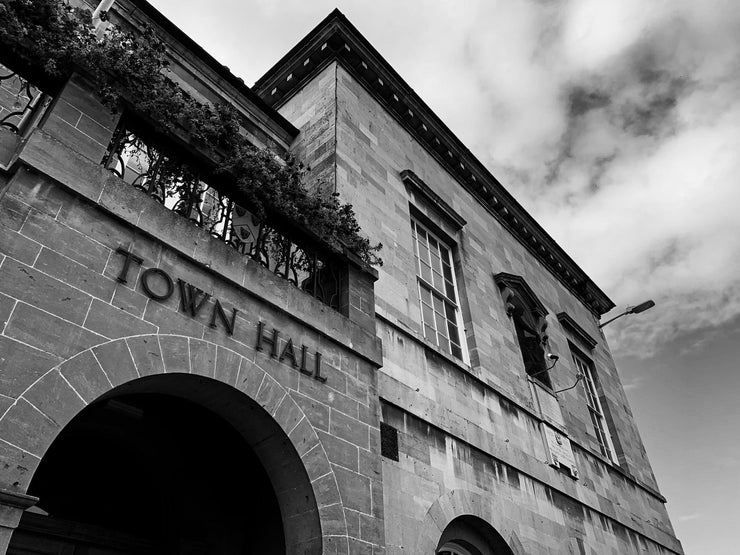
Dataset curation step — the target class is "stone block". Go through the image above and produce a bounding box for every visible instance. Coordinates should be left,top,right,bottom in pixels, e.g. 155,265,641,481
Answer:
20,209,110,273
18,131,107,209
34,248,116,301
23,369,85,428
256,374,285,415
126,336,164,377
0,398,59,458
0,227,41,266
0,194,31,233
0,294,14,331
289,416,320,457
42,116,106,162
344,508,360,538
272,392,304,433
0,439,39,491
84,299,156,339
292,391,329,432
318,430,359,472
349,538,373,555
4,303,104,360
56,196,134,252
158,335,190,374
111,284,148,318
189,339,217,377
76,114,113,146
301,442,332,486
0,336,59,398
143,301,203,338
92,340,137,387
51,98,82,127
239,362,264,399
58,350,111,403
330,409,369,449
323,535,349,555
299,374,358,419
333,465,371,514
55,76,118,131
310,471,339,508
97,176,151,232
5,169,67,218
318,503,346,537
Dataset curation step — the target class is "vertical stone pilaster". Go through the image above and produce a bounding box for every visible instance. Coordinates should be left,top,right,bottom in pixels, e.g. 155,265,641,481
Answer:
0,489,37,553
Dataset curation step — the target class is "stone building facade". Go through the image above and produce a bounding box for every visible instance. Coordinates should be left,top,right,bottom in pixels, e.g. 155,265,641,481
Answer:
0,2,682,554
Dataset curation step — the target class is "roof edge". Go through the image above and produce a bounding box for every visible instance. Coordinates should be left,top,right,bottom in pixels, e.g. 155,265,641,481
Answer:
254,11,615,316
127,0,299,140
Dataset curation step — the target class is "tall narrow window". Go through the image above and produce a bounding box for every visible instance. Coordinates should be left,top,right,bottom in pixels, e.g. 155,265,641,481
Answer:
495,273,552,388
572,351,617,462
411,218,464,359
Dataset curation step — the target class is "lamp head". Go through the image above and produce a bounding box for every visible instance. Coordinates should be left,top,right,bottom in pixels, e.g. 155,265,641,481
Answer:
629,300,655,314
546,353,559,362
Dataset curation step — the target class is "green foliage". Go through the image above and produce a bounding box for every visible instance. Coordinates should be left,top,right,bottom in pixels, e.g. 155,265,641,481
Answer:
0,0,382,266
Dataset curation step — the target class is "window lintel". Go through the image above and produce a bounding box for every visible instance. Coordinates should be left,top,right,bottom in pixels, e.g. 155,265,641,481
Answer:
402,169,466,230
557,312,598,350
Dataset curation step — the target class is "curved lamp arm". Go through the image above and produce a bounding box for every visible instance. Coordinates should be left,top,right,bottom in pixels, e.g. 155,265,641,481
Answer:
598,300,655,328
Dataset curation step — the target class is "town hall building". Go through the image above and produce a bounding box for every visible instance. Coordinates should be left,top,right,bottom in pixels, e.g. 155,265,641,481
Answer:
0,1,683,554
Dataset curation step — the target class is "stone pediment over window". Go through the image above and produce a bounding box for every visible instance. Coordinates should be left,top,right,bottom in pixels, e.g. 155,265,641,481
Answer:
494,273,548,319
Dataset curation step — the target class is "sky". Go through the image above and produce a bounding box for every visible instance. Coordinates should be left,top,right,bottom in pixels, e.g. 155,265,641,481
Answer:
147,1,740,552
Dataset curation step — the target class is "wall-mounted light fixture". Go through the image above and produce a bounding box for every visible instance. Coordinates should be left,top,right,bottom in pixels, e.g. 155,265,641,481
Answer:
528,353,560,380
598,300,655,329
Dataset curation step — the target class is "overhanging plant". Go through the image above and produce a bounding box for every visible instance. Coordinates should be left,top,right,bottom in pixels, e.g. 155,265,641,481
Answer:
0,0,382,266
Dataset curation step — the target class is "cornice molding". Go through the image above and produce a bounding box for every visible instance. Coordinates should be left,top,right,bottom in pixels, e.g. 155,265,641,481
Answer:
254,9,615,316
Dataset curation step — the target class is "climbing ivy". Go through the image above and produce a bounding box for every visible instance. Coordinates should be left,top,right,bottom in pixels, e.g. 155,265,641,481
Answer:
0,0,382,266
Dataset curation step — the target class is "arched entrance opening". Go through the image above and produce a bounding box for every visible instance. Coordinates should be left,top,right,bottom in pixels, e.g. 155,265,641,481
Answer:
437,515,516,555
8,373,321,555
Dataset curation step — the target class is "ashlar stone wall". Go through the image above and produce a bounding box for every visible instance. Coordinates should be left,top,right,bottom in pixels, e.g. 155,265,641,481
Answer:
275,62,681,555
0,73,385,555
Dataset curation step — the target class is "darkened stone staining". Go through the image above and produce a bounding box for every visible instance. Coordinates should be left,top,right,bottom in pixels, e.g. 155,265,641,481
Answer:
505,466,521,490
547,488,586,525
499,397,519,420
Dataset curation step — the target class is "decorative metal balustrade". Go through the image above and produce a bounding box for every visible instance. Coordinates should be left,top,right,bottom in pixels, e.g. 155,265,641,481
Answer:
102,124,345,312
0,63,48,134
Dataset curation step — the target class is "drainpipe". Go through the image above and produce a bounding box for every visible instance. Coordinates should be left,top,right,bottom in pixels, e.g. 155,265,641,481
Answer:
92,0,116,38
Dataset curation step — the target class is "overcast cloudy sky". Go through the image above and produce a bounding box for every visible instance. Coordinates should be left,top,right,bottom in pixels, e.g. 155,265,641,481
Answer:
148,1,739,552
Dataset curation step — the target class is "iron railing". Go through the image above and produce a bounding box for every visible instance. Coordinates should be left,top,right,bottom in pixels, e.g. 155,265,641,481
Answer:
102,125,345,312
0,63,48,134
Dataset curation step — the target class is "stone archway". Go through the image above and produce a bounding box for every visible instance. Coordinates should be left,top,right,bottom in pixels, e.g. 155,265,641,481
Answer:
0,334,349,554
415,490,525,555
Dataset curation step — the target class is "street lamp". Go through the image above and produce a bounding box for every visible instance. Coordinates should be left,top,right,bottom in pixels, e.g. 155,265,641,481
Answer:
598,300,655,329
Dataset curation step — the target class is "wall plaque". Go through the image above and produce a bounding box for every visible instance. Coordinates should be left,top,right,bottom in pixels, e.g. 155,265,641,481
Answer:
542,423,579,479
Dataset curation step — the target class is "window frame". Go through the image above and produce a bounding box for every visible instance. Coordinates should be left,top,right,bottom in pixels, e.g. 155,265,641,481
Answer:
494,273,552,389
411,217,467,362
570,346,618,463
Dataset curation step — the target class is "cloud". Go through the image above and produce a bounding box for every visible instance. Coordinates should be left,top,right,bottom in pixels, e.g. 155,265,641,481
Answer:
678,512,702,522
147,0,740,357
446,0,740,357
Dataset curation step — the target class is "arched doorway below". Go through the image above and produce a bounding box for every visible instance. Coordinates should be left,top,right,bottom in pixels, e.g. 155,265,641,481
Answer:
9,392,285,554
437,515,516,555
